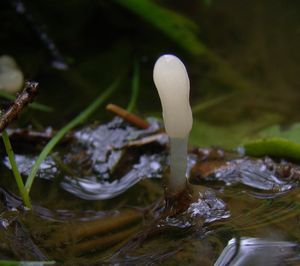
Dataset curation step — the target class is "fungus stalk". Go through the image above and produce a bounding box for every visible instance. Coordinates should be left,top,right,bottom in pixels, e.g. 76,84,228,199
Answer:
153,54,193,195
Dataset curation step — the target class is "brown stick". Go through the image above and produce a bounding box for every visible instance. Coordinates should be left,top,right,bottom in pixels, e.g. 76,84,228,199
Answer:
70,226,140,255
45,209,143,248
106,103,150,129
70,209,142,240
0,81,39,133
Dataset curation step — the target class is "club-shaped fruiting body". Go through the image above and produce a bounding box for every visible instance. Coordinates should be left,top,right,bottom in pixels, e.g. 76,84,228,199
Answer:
153,54,193,193
0,55,24,93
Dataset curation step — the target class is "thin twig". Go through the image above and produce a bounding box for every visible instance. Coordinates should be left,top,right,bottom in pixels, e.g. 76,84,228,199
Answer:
0,81,39,133
7,128,73,145
106,103,150,129
7,128,54,141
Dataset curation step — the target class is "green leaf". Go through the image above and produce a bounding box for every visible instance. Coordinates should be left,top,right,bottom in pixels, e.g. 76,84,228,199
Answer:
242,123,300,160
254,123,300,143
114,0,206,56
243,137,300,161
190,114,281,148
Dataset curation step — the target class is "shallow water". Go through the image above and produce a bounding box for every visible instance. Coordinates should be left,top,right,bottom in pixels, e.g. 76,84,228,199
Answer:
1,1,300,265
1,119,300,265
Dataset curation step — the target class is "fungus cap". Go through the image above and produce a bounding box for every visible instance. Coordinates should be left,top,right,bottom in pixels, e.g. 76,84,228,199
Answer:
153,54,193,138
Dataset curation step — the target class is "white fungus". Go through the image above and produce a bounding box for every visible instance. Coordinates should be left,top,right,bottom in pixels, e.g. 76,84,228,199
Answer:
0,55,24,94
153,54,193,193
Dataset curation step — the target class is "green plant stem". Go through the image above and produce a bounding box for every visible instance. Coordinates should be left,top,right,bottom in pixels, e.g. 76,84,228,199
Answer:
25,78,121,192
1,130,31,208
0,90,53,112
192,94,232,114
127,61,140,112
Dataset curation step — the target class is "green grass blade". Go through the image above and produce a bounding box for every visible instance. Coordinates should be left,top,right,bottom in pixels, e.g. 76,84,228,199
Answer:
25,77,121,192
28,102,54,112
1,130,31,208
192,94,232,114
0,91,53,112
126,61,140,112
114,0,206,56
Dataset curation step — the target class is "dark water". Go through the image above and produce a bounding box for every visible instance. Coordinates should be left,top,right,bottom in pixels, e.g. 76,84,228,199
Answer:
1,0,300,265
0,119,300,265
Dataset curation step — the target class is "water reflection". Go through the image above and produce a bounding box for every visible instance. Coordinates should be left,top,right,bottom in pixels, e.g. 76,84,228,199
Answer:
191,157,295,193
61,153,165,200
215,237,300,266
